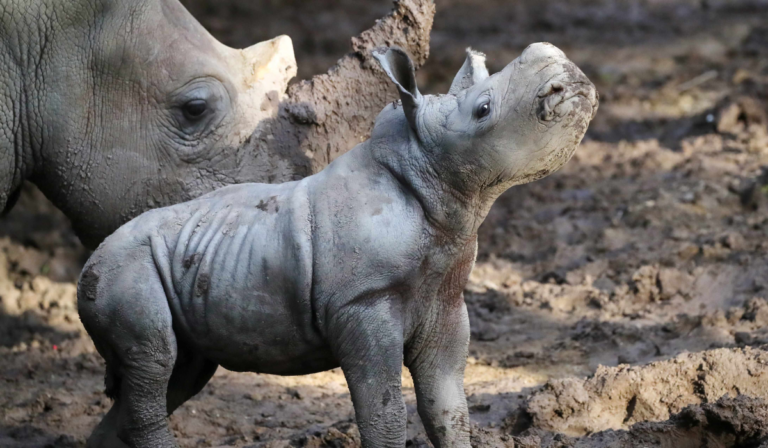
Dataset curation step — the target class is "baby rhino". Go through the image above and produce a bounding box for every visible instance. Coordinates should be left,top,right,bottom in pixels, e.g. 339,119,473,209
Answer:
79,43,598,448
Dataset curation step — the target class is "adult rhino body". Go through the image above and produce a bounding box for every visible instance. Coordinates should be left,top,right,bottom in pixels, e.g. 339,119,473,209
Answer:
79,43,598,448
0,0,434,248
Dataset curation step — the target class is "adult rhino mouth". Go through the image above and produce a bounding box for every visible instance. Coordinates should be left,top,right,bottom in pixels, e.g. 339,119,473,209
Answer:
537,79,599,123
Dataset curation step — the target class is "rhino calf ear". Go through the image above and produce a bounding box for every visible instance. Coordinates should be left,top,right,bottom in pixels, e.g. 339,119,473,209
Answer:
373,47,422,131
448,48,489,95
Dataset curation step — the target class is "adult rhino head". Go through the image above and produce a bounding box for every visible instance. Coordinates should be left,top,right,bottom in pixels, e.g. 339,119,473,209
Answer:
0,0,435,248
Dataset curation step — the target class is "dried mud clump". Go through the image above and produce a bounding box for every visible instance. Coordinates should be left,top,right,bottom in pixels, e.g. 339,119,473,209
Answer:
526,347,768,436
290,421,361,447
513,395,768,448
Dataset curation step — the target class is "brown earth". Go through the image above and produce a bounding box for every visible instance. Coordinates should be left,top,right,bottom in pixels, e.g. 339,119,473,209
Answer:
3,0,768,446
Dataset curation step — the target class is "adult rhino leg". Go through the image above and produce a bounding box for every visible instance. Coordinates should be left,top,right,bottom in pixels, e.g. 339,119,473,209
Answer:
0,105,21,215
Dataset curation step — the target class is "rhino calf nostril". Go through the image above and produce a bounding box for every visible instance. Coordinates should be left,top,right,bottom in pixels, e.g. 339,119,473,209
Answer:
540,82,565,98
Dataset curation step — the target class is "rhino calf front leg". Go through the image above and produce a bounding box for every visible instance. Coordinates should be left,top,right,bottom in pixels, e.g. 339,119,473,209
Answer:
329,299,407,447
407,304,471,448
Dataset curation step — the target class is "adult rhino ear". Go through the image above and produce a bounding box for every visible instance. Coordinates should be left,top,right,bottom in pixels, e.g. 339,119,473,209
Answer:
448,48,489,95
373,47,422,131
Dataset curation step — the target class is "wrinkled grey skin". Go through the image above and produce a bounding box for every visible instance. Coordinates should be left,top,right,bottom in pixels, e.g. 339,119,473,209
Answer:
0,0,433,249
78,43,598,448
0,0,258,248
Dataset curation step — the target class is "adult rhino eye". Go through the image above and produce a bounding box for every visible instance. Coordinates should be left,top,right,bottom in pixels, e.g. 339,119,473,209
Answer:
182,100,208,120
476,102,491,118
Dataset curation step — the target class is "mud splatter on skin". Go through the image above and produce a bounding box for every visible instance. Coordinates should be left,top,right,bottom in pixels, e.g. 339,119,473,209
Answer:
382,389,391,407
182,253,201,269
437,240,478,307
78,266,100,302
255,196,280,213
195,273,210,297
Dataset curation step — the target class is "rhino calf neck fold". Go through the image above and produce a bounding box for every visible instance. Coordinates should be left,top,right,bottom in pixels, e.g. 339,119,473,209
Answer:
78,43,598,448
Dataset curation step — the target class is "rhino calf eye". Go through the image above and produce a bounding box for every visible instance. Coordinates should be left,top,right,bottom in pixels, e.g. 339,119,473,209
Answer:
183,100,208,120
476,102,491,118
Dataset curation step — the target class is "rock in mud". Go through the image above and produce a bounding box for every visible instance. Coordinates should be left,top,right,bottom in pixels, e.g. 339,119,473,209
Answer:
743,297,768,326
657,267,694,300
630,265,660,302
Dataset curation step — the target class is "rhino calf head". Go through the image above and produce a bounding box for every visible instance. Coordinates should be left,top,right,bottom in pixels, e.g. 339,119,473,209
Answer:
373,43,598,223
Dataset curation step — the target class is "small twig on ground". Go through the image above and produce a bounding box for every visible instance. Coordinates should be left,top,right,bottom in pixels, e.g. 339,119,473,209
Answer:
677,70,719,92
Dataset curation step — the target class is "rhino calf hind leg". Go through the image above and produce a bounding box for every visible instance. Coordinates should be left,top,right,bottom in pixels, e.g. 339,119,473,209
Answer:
85,335,216,448
113,335,178,448
79,249,180,448
85,402,130,448
166,351,218,415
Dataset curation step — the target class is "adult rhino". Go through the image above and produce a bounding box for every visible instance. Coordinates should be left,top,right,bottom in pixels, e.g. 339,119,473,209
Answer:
0,0,434,248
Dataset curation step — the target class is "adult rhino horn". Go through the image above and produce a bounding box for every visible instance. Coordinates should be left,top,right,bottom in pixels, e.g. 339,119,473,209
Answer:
226,36,297,144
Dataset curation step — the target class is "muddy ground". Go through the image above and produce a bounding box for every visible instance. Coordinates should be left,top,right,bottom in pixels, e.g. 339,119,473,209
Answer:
3,0,768,446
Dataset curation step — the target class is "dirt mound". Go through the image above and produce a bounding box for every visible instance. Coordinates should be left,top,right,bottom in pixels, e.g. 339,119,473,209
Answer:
515,395,768,448
0,268,82,349
526,347,768,436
